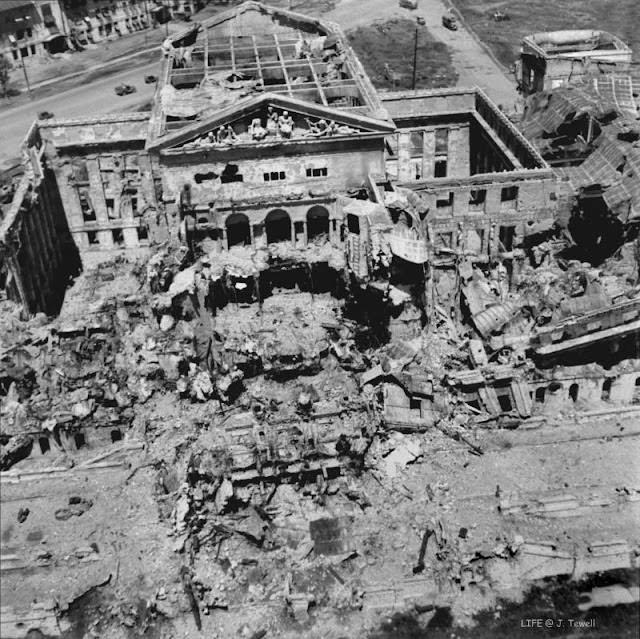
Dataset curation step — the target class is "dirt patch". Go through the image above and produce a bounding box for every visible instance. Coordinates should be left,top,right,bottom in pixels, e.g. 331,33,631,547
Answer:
347,19,458,90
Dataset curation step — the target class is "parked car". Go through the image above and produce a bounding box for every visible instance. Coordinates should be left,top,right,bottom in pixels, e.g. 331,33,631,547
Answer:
416,16,426,25
492,10,509,21
442,14,458,30
37,111,54,120
144,74,158,84
399,0,418,9
115,84,136,96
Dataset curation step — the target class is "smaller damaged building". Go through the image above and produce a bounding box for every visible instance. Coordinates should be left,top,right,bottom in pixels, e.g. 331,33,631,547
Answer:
519,73,640,262
518,30,632,94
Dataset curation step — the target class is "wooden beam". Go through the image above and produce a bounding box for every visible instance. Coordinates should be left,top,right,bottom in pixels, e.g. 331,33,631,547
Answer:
305,54,328,106
273,33,292,96
230,34,236,74
203,26,209,82
251,36,264,88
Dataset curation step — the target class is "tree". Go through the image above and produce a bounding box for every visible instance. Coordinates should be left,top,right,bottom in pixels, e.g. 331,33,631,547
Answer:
0,55,12,98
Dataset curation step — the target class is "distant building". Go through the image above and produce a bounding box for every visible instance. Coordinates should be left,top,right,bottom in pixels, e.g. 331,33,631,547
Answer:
518,30,632,94
61,2,207,46
0,1,70,63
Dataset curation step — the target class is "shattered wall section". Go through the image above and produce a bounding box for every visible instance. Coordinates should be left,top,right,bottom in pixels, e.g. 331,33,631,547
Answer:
39,115,156,254
0,129,80,315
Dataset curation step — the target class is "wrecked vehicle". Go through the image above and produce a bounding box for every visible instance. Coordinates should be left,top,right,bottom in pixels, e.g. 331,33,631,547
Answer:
442,14,458,30
114,83,136,96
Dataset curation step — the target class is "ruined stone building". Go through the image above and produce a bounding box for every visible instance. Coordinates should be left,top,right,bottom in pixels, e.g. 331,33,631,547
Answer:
2,1,568,321
518,29,633,94
381,88,557,277
0,0,69,61
2,5,640,638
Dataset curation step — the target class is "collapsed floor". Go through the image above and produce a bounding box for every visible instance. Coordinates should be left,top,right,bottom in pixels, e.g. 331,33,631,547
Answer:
1,217,640,638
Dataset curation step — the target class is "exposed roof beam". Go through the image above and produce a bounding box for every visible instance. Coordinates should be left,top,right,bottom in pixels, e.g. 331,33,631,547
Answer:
230,34,236,74
203,25,209,82
273,33,292,96
305,54,328,106
251,35,264,88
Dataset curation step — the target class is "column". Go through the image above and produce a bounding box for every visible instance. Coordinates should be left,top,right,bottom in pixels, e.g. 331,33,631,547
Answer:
422,129,435,179
397,132,412,182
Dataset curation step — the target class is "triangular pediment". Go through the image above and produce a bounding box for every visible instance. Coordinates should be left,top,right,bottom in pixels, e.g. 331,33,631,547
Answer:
149,94,395,152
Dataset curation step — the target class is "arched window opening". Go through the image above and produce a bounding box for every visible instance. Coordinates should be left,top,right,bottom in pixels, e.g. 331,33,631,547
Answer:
39,437,50,454
265,209,291,244
226,212,251,248
306,206,330,242
569,383,579,403
601,378,613,401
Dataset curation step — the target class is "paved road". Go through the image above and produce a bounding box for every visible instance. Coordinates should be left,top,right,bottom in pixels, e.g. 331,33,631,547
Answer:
326,0,516,106
0,60,160,170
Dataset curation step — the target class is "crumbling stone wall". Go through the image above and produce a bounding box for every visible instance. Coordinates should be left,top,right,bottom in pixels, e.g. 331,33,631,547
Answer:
51,150,157,251
158,141,386,207
0,156,79,315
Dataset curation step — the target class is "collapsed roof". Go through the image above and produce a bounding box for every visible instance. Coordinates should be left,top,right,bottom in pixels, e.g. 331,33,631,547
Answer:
149,1,390,144
520,75,640,221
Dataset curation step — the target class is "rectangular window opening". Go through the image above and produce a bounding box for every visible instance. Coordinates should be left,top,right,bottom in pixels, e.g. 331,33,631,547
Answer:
435,128,449,155
434,159,447,178
409,131,423,157
469,189,487,205
87,231,99,245
499,226,515,251
436,192,454,208
306,167,328,178
112,228,124,246
263,171,287,182
501,185,518,202
347,214,360,234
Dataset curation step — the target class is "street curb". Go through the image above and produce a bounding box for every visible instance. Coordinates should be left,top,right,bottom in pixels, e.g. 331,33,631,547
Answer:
25,44,162,91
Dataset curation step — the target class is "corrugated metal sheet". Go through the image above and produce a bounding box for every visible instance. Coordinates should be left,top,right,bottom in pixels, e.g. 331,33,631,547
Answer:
478,386,501,415
510,380,533,417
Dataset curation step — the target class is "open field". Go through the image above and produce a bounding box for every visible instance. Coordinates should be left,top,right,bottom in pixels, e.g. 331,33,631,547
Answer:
348,19,458,90
452,0,639,70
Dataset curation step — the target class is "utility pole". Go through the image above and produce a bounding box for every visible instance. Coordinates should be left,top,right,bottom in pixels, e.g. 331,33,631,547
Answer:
10,42,31,96
165,0,170,38
20,53,31,95
411,24,418,90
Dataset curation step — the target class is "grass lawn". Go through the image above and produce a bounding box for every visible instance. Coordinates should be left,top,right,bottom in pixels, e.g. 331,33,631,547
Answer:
451,0,639,70
347,19,458,91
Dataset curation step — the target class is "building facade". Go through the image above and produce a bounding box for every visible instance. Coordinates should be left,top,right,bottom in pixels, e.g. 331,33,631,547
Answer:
0,0,69,63
5,1,560,318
